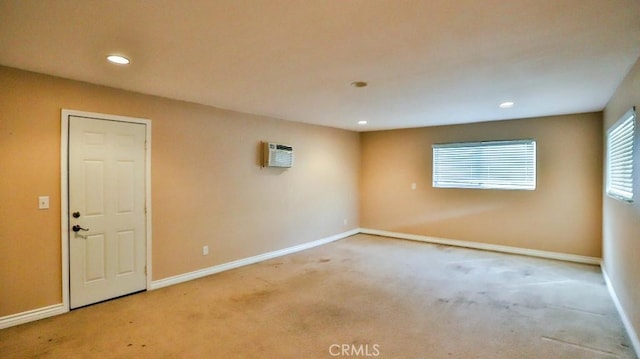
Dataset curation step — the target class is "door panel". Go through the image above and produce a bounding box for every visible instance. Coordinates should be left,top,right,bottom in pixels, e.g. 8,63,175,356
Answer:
85,233,106,282
116,161,135,213
69,116,147,309
83,160,105,216
116,230,135,275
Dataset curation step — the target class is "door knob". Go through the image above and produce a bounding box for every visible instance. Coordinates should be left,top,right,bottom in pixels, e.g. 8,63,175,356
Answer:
72,212,81,218
72,225,89,232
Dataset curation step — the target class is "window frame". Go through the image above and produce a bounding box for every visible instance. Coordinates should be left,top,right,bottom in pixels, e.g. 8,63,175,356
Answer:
606,107,636,203
432,139,537,191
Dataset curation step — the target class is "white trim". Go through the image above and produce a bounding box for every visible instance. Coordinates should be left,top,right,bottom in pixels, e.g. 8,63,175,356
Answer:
150,228,359,290
602,267,640,358
60,115,70,311
359,228,601,265
6,226,606,328
0,304,67,330
61,109,152,312
143,119,153,290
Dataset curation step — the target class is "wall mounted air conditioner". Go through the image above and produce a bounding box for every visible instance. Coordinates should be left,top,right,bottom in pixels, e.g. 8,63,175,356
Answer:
263,142,294,168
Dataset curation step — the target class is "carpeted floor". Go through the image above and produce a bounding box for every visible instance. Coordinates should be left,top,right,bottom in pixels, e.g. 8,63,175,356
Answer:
0,234,636,358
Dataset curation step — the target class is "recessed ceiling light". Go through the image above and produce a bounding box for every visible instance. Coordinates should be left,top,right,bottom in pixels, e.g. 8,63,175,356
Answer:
107,55,130,65
499,101,515,108
351,81,368,88
358,120,368,125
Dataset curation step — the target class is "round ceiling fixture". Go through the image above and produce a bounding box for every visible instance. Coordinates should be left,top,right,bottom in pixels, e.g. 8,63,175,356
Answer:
107,55,130,65
351,81,368,88
499,101,515,108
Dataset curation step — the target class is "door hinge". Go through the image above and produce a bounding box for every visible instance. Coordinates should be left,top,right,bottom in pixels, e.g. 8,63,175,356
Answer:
144,265,147,275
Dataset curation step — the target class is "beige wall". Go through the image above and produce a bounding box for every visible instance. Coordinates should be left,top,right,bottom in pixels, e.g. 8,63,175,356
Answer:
0,62,620,328
603,57,640,346
0,66,360,317
360,113,603,257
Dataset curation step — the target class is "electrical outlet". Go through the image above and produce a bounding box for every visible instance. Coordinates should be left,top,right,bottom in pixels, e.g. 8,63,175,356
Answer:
38,196,49,209
411,183,417,190
202,245,209,255
343,219,348,225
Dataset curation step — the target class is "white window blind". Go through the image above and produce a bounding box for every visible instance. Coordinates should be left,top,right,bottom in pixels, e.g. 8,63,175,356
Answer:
606,107,636,202
433,139,536,190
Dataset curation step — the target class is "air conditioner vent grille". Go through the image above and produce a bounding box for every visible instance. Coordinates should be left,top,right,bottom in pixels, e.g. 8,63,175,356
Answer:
263,142,294,168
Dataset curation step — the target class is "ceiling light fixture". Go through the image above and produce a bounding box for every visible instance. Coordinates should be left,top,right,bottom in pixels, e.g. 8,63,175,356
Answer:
358,120,368,125
107,55,130,65
499,101,515,108
351,81,368,88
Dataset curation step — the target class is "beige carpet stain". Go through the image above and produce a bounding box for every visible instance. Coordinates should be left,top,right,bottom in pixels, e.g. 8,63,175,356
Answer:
0,234,636,358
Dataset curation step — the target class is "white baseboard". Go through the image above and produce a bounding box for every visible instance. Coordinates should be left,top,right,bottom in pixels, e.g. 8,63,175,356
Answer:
0,227,603,330
0,303,68,330
150,228,359,290
602,267,640,358
359,228,601,265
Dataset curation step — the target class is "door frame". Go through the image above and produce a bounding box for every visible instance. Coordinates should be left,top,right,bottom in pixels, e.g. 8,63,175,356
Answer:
60,109,152,311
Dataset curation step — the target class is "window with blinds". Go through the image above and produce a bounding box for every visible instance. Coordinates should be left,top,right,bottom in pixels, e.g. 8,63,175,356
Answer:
606,107,636,202
433,139,536,190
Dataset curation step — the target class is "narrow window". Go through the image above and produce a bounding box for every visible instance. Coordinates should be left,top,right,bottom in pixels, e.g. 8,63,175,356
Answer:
433,139,536,190
606,107,636,202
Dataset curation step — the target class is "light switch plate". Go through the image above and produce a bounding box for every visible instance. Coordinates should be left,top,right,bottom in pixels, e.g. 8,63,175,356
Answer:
38,196,50,209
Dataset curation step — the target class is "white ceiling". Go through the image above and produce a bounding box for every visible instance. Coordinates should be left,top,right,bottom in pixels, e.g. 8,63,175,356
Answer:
1,0,639,131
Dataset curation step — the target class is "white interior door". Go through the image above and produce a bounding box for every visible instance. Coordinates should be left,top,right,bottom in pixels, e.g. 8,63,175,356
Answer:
68,115,147,309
